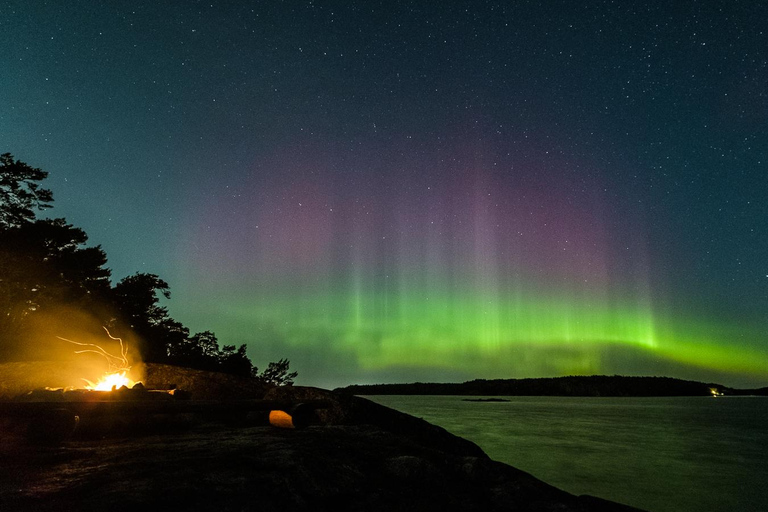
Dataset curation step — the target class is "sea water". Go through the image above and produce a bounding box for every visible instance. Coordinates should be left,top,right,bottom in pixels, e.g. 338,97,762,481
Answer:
364,395,768,512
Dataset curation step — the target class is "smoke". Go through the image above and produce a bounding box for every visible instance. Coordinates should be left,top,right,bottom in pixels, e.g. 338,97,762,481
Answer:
0,305,144,389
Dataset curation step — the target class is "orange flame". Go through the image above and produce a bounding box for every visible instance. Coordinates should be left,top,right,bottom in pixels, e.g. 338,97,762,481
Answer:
58,327,136,390
85,372,135,391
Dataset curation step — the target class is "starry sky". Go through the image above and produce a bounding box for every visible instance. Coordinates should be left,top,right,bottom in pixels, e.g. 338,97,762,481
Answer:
2,1,767,388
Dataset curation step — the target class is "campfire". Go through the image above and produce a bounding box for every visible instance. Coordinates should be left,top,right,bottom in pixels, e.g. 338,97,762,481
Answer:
86,371,134,391
57,327,138,391
0,328,328,444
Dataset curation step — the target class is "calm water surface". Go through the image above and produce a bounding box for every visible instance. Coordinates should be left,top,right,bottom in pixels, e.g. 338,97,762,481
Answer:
364,395,768,512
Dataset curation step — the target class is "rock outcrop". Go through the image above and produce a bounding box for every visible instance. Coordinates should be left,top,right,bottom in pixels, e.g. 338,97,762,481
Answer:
265,385,487,458
139,362,272,400
0,420,642,512
0,374,644,511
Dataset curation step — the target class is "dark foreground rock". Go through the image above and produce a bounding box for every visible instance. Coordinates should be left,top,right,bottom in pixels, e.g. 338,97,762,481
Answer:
0,368,643,512
0,390,643,512
264,385,489,459
0,422,641,512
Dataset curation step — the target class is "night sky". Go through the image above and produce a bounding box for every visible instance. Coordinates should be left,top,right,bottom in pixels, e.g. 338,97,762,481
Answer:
2,1,767,388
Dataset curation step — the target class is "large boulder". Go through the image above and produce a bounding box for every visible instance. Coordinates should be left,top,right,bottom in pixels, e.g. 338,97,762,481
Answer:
139,363,273,400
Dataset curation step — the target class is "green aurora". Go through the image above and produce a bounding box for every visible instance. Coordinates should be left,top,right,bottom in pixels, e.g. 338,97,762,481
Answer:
181,274,768,388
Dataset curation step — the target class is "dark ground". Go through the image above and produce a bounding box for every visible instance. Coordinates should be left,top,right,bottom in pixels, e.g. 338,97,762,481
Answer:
0,364,644,511
0,420,642,512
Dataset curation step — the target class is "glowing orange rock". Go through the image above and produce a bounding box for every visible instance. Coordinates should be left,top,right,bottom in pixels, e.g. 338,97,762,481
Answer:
269,410,295,429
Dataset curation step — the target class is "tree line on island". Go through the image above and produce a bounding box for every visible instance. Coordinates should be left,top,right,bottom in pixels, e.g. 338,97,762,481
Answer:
338,375,768,397
0,153,296,385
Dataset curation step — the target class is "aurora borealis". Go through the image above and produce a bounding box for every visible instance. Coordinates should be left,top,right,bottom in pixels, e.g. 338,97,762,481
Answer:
2,1,767,388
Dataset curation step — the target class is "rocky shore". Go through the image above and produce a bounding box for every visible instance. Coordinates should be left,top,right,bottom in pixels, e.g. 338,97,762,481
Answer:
0,363,643,511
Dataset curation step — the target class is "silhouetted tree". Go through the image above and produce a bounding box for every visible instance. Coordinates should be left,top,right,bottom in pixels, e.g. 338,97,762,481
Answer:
168,330,223,371
0,219,111,358
1,153,297,381
110,273,177,362
192,331,223,360
111,273,170,326
218,344,254,378
258,358,297,386
0,153,53,228
154,317,190,363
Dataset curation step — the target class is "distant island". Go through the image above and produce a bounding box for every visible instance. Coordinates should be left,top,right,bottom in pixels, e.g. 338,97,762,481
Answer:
337,375,768,397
